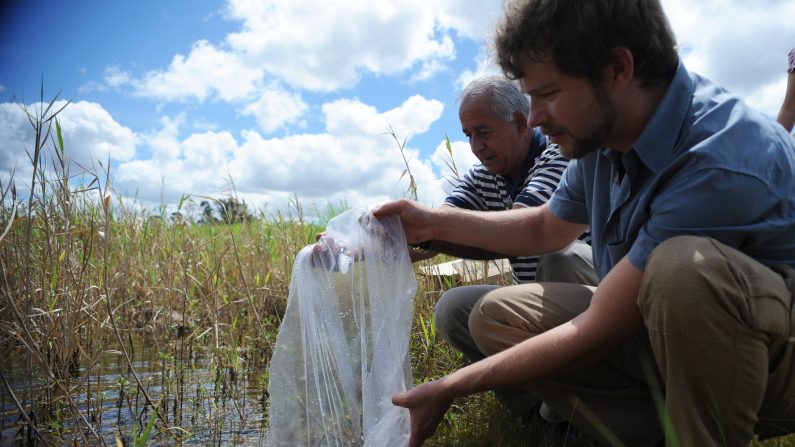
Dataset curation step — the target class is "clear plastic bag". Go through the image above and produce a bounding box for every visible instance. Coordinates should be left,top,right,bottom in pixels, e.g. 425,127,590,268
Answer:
266,208,417,446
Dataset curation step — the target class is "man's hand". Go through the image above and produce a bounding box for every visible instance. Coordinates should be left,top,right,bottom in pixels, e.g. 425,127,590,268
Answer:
392,379,455,447
310,234,343,270
373,199,436,245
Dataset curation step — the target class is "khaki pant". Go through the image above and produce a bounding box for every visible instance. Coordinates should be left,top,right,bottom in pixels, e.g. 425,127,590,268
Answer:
433,240,596,416
434,239,597,362
468,236,795,446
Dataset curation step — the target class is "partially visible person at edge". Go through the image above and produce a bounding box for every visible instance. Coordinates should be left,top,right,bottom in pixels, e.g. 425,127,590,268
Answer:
374,1,795,446
777,47,795,133
410,75,596,420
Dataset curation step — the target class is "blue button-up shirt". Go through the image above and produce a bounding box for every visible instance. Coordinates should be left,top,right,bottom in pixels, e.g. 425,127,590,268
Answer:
549,61,795,280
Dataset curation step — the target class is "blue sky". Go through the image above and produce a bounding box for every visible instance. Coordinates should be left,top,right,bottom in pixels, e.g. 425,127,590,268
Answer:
2,0,794,218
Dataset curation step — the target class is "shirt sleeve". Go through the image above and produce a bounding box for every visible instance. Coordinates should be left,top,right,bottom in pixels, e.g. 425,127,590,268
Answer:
514,145,570,208
547,158,590,225
444,167,487,210
628,167,781,272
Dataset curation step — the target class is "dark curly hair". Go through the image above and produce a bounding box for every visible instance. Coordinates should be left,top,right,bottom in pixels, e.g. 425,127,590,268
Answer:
495,0,678,88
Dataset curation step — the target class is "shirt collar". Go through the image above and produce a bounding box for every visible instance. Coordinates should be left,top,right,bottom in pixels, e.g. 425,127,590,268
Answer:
630,60,694,174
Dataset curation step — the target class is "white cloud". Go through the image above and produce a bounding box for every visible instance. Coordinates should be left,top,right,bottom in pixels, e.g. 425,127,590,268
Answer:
0,101,137,175
102,0,489,103
108,94,447,208
115,129,239,202
455,47,502,91
104,66,132,88
410,60,450,83
182,131,237,171
127,40,263,102
431,137,477,174
661,0,795,116
100,0,507,106
241,86,308,133
429,137,478,194
0,102,33,182
434,0,504,41
223,0,459,92
88,0,501,110
746,76,789,119
192,118,219,132
78,80,108,94
145,114,184,162
324,95,444,139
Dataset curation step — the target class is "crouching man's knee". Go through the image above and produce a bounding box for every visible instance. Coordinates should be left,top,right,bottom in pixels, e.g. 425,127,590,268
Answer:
536,240,598,285
638,235,748,336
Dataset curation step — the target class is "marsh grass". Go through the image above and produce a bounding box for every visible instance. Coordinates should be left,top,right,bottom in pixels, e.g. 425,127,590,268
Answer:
2,98,794,447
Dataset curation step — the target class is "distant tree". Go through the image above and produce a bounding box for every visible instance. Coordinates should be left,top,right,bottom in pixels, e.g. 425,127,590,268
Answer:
170,211,189,225
218,196,252,224
199,200,218,224
197,196,252,224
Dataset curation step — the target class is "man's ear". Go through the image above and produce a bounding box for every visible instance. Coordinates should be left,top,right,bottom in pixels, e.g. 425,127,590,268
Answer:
605,47,635,91
512,111,529,132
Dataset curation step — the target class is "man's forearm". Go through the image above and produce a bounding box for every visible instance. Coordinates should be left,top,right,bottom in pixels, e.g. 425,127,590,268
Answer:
431,205,583,257
420,240,508,260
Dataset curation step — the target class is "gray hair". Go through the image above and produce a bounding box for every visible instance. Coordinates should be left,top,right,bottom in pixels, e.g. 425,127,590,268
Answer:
459,75,530,122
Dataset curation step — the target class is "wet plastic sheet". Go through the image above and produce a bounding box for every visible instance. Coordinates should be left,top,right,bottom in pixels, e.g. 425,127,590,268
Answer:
267,208,417,446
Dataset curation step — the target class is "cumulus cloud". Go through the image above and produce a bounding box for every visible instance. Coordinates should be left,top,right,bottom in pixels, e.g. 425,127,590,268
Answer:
428,137,478,195
126,40,263,102
662,0,795,115
324,95,444,139
58,102,138,163
0,101,137,185
0,102,32,181
223,0,458,92
104,66,132,88
78,80,108,95
410,60,450,83
431,137,477,175
111,94,447,209
240,86,308,133
434,0,503,41
228,94,445,202
93,0,509,162
115,129,238,202
455,47,502,91
103,0,503,104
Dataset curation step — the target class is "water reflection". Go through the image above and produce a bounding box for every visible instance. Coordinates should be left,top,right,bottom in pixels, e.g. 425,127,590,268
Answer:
1,341,270,446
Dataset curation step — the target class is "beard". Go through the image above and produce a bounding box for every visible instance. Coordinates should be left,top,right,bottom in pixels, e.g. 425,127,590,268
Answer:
545,84,616,160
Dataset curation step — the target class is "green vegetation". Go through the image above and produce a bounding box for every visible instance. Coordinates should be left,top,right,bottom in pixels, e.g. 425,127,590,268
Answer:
2,96,793,447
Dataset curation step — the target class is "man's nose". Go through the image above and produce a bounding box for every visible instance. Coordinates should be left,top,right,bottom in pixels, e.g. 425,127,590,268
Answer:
528,100,548,128
470,136,484,154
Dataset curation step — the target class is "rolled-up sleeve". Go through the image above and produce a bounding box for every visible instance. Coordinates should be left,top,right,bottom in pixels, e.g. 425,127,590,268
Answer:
548,160,590,225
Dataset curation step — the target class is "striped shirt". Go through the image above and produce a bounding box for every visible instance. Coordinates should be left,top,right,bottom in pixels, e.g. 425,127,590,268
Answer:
445,130,572,283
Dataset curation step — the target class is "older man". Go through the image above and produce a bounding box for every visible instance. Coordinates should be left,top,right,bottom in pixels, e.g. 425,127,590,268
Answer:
414,76,595,419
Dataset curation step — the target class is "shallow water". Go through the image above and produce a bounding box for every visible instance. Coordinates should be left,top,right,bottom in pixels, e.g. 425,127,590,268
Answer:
1,341,270,446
